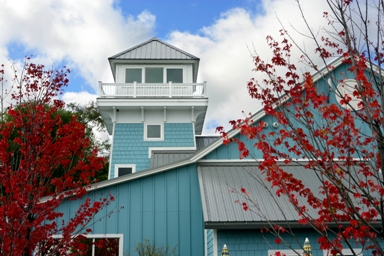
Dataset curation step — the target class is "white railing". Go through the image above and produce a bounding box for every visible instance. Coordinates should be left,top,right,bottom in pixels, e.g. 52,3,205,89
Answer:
98,81,207,98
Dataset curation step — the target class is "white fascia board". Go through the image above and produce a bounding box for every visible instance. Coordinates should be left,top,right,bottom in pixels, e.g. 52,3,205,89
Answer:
97,98,208,108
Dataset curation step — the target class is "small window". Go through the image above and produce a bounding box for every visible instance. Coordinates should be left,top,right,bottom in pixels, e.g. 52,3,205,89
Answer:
125,68,142,83
114,164,136,178
118,167,132,176
144,124,163,141
167,68,183,83
73,237,120,256
147,125,161,138
145,68,163,83
39,235,123,256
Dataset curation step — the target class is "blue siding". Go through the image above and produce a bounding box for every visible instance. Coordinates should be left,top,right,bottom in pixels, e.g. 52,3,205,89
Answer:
56,164,204,256
110,123,195,178
216,229,367,256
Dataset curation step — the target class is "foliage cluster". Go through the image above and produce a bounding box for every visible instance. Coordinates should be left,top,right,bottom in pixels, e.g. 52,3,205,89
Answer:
218,0,384,255
0,61,112,255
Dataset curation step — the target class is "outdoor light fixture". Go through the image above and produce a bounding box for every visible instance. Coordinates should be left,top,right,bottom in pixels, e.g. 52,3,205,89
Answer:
303,238,312,256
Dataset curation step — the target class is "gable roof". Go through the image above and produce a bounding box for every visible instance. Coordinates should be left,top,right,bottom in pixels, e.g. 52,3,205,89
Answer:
108,38,200,82
109,37,199,60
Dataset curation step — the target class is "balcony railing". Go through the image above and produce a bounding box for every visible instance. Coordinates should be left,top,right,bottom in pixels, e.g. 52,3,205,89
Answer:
98,81,207,98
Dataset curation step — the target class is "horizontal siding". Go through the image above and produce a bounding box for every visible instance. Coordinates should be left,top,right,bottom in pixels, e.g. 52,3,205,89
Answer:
110,123,195,177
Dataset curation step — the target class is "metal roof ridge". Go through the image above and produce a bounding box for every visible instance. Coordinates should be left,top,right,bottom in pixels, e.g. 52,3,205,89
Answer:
108,37,200,60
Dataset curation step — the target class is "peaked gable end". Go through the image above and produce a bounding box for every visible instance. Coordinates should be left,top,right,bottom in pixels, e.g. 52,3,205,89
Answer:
109,38,199,60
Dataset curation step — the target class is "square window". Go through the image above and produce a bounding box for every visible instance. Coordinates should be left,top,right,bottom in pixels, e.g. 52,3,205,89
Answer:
145,68,163,83
167,68,183,83
125,68,142,83
144,124,163,141
147,125,161,138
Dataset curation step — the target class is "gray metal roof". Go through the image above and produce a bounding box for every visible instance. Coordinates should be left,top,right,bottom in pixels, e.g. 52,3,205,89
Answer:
198,163,320,229
150,151,195,168
196,136,220,151
108,38,201,82
149,136,219,168
109,38,199,60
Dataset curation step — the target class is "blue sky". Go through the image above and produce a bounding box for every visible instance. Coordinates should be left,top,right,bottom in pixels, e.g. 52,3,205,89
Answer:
1,0,330,134
116,0,263,38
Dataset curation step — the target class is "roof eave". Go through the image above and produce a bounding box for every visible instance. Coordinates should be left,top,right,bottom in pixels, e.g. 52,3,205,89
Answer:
204,220,382,230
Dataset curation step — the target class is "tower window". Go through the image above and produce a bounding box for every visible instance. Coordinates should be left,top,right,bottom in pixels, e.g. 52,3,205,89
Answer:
144,124,163,141
123,67,184,83
167,68,183,83
145,68,163,83
125,68,142,83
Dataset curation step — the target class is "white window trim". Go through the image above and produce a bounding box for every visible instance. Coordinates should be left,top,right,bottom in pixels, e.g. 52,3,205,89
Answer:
121,65,185,83
268,249,304,256
144,123,164,141
114,164,136,178
50,234,124,256
323,248,363,256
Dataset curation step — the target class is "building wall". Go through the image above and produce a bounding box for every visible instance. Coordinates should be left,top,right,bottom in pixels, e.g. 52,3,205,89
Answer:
216,229,366,256
110,122,195,178
56,164,204,256
203,63,374,161
206,229,215,256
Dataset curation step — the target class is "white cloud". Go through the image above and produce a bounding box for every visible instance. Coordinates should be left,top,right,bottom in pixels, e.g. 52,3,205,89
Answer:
1,0,348,136
0,0,156,92
168,0,334,134
61,91,97,105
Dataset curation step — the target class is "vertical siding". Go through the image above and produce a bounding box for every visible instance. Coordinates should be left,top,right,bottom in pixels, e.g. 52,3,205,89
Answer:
216,229,367,256
56,164,204,256
110,123,195,178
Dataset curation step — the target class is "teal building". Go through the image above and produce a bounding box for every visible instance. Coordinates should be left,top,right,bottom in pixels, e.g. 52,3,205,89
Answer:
56,38,374,256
